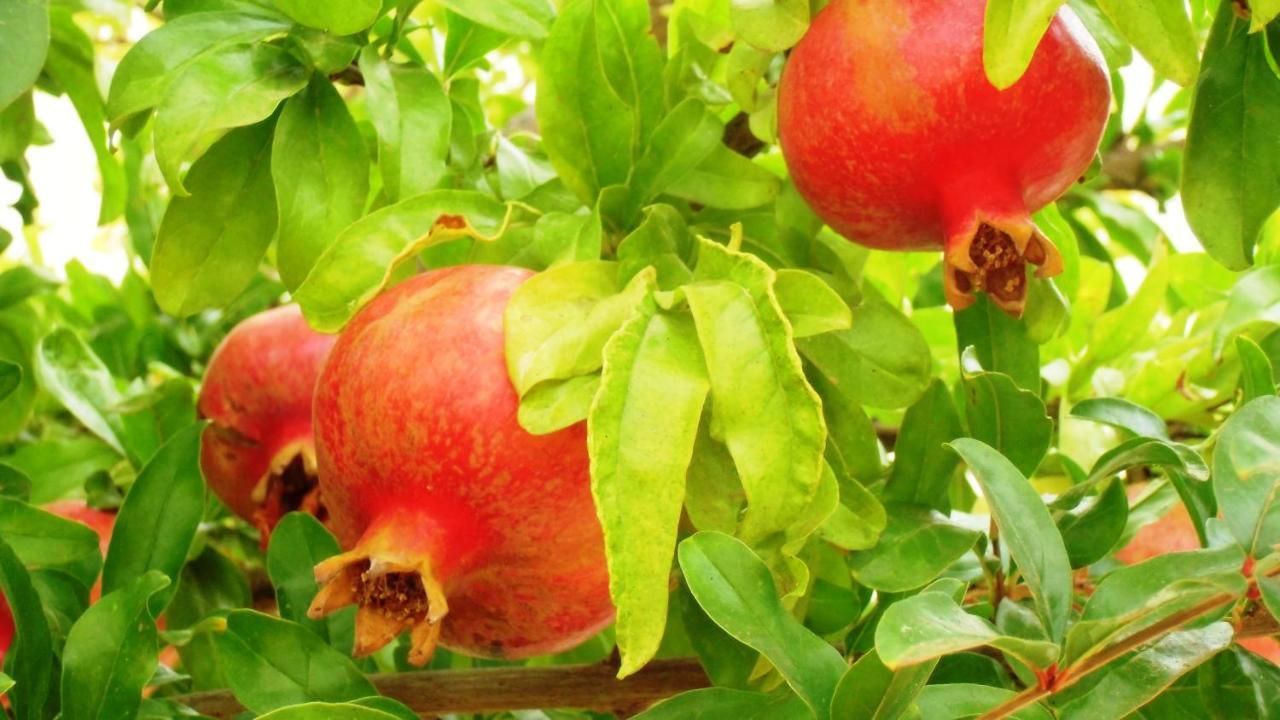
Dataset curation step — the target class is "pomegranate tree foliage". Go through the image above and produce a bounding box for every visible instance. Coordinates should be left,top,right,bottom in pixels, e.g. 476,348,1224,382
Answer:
1,0,1280,718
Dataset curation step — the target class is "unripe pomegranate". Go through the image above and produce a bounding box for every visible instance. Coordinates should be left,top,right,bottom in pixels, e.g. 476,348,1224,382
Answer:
778,0,1110,315
0,501,114,666
198,305,336,540
307,265,612,665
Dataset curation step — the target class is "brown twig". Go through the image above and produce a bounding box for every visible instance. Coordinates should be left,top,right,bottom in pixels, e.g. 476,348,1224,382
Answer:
179,659,709,719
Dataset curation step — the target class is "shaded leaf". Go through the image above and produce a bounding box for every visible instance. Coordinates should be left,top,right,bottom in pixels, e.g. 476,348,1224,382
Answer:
799,299,931,410
830,648,934,720
1213,396,1280,555
884,379,963,510
774,269,852,338
1071,397,1169,439
0,535,53,720
875,591,1059,671
358,47,451,202
266,513,353,649
849,504,979,593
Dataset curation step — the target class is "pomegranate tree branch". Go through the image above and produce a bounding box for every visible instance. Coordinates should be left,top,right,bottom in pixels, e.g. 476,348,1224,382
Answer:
178,659,709,719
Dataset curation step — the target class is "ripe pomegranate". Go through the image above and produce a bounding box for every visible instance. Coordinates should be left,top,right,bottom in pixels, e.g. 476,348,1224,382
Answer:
778,0,1110,315
199,305,336,540
0,501,114,666
307,265,612,665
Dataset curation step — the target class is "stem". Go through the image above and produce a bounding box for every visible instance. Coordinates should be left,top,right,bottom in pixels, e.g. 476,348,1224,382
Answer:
178,659,709,718
978,591,1238,720
989,519,1006,612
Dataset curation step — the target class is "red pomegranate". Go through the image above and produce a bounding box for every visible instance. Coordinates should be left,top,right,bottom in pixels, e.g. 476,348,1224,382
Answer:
199,305,336,539
778,0,1110,315
306,265,612,665
0,501,114,666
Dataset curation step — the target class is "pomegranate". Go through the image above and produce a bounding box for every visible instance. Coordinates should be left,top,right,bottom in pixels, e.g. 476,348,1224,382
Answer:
777,0,1110,315
0,500,114,666
198,305,336,540
306,265,612,665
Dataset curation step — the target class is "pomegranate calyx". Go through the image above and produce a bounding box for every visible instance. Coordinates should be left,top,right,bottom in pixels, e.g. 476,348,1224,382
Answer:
944,221,1063,316
249,441,324,546
308,528,449,666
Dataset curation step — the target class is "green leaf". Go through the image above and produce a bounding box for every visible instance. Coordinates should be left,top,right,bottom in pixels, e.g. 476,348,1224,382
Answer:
621,98,723,224
1070,396,1169,439
589,303,708,677
818,468,886,551
1213,265,1280,356
884,380,963,509
0,497,102,587
506,261,653,397
270,0,378,34
267,512,354,648
443,12,508,77
101,424,205,611
0,464,29,500
106,11,292,128
730,0,808,52
0,673,11,698
915,684,1053,720
517,374,601,434
256,703,400,720
60,571,170,720
678,532,847,720
294,190,510,332
849,504,980,593
1094,0,1198,86
949,438,1073,642
774,269,852,338
1063,544,1245,667
799,299,931,410
0,311,38,442
271,77,370,290
154,43,306,194
34,328,126,456
1238,335,1277,402
1182,7,1280,270
358,47,451,202
0,535,53,720
214,610,375,712
983,0,1068,89
151,119,278,317
634,688,807,720
830,648,935,720
536,0,664,204
1052,436,1208,513
45,10,126,224
665,145,780,209
438,0,553,37
955,293,1040,392
0,266,57,310
0,0,49,111
0,360,19,402
4,437,119,504
683,240,826,543
1069,252,1170,395
962,368,1053,477
876,591,1059,671
1057,477,1129,568
1058,623,1234,719
1213,396,1280,555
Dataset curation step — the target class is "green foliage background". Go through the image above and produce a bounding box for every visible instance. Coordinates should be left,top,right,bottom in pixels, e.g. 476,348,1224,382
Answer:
2,0,1280,718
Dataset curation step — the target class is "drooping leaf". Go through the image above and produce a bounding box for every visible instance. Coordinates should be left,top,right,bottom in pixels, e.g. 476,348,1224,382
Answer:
0,497,101,587
829,648,935,720
1182,7,1280,270
154,43,308,194
1213,265,1280,356
271,76,370,290
799,299,931,410
962,368,1053,477
151,119,278,317
774,269,852,338
214,610,375,713
358,47,452,202
267,513,354,649
1237,336,1278,402
666,145,780,210
590,302,708,677
983,0,1068,89
0,361,20,403
884,379,963,510
730,0,808,52
1070,396,1169,439
955,293,1040,392
0,267,57,311
1057,477,1129,568
60,571,170,720
34,328,126,457
293,190,512,332
0,0,49,111
914,683,1053,720
678,532,847,720
949,438,1073,642
620,98,723,225
101,423,206,612
438,0,554,37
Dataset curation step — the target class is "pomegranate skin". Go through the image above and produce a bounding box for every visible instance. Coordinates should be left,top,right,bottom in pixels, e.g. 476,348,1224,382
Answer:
0,501,114,667
198,305,335,535
309,265,613,664
778,0,1110,314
